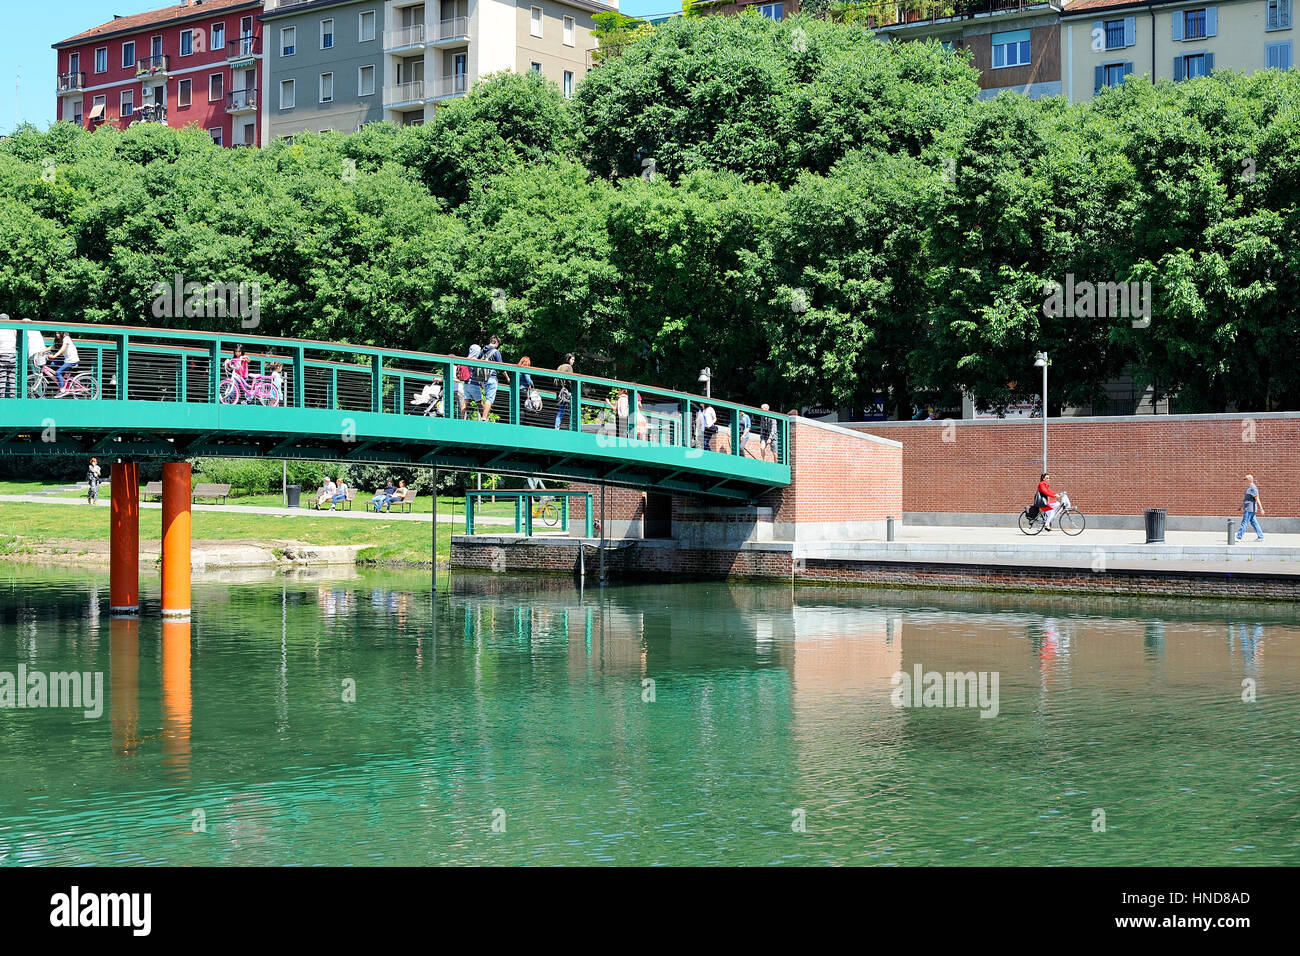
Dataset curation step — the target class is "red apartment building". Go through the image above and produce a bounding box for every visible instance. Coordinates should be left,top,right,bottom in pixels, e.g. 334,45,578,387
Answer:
53,0,265,147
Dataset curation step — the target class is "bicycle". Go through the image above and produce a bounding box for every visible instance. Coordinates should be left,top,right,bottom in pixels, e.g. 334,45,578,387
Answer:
28,367,100,400
1018,491,1085,536
531,495,561,527
219,372,281,406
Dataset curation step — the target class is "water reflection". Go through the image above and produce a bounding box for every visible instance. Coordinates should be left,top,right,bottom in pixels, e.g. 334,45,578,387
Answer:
1,566,1298,865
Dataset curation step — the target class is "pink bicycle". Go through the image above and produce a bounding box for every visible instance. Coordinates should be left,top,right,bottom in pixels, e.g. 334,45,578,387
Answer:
219,368,281,406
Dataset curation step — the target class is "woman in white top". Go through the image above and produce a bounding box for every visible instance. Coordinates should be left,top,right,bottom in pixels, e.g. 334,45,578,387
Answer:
48,331,80,392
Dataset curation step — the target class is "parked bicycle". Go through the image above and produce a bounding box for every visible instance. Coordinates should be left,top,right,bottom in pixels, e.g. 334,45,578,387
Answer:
1018,491,1085,536
531,495,561,527
27,367,100,400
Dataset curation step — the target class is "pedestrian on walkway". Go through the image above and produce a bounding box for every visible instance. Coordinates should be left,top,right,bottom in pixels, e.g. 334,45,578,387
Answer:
553,353,575,429
0,321,15,399
1237,474,1265,542
86,457,102,505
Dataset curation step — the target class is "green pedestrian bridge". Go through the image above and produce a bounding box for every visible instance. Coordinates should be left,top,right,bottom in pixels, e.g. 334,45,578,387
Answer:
0,322,791,500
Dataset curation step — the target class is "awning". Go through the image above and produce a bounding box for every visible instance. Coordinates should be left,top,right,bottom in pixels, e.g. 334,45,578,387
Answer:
87,103,105,121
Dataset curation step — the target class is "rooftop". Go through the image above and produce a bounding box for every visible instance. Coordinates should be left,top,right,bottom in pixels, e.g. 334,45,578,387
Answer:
54,0,262,49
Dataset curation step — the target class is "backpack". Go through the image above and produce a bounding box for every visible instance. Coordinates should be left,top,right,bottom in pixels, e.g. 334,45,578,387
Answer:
475,347,499,383
524,388,542,412
456,365,470,382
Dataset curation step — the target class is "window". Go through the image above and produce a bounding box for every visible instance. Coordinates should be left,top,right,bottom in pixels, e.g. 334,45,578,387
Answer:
180,29,194,57
90,95,106,122
1267,0,1292,31
758,2,784,18
1174,8,1216,41
321,18,335,50
563,69,574,98
151,35,163,58
563,15,575,46
122,41,136,69
320,72,334,103
1175,52,1212,79
359,10,377,42
531,6,543,38
212,23,225,52
121,89,134,117
530,61,542,73
72,102,83,125
179,78,192,108
281,26,296,56
1104,20,1125,49
1266,40,1293,69
1095,61,1132,92
95,48,108,73
991,29,1031,69
69,52,80,74
358,64,376,96
209,127,223,147
210,73,224,102
280,78,296,109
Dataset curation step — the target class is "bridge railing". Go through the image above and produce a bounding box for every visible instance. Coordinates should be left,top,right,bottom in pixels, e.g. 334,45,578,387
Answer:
0,321,789,467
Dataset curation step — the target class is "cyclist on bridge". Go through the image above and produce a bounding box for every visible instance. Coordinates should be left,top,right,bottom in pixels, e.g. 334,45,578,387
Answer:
1036,472,1062,532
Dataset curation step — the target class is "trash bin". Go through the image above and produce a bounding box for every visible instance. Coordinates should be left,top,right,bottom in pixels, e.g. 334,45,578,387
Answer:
286,484,301,509
1144,508,1166,544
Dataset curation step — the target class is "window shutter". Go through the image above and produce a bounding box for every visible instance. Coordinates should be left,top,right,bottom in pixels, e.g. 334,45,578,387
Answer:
1284,41,1294,69
1174,56,1186,80
1172,15,1184,41
1123,61,1134,77
1093,19,1103,45
1284,0,1293,29
1124,16,1136,47
1206,7,1217,37
1095,64,1104,93
1266,43,1279,69
1206,51,1214,71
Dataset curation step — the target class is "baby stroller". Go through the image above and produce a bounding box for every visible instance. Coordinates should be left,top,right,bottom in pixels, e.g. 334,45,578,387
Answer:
410,381,444,416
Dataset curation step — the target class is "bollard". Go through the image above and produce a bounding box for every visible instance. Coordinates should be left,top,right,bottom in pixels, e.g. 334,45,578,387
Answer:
886,516,895,541
1227,518,1234,546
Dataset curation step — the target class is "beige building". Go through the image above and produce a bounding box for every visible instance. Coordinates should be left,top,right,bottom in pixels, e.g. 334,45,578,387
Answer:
1062,0,1295,100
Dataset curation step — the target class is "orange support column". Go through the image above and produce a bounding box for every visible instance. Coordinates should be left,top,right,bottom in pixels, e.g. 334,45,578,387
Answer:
109,461,140,616
161,618,193,779
161,461,192,618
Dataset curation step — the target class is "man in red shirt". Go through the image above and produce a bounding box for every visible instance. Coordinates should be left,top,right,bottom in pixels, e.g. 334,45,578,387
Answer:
1037,472,1061,531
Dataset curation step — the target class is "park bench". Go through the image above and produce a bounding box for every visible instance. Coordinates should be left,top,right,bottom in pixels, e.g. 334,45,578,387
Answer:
193,483,231,505
387,488,417,514
142,481,230,504
339,487,357,511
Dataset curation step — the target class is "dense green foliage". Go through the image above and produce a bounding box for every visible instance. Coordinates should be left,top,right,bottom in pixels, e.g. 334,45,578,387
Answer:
3,14,1300,415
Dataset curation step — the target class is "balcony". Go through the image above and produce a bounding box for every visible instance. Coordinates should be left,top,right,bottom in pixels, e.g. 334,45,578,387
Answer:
384,24,427,52
133,103,168,124
227,35,260,67
227,88,258,113
136,54,171,78
57,72,86,96
383,80,426,108
429,74,468,100
432,17,470,46
866,0,1039,29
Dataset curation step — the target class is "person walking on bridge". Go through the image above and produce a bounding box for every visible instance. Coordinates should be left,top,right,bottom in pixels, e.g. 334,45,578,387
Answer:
553,353,575,429
0,322,15,399
1237,475,1265,543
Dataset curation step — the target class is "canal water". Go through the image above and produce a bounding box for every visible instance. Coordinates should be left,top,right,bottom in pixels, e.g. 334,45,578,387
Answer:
1,565,1297,866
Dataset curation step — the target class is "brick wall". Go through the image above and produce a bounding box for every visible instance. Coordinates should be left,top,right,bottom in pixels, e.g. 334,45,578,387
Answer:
856,414,1299,517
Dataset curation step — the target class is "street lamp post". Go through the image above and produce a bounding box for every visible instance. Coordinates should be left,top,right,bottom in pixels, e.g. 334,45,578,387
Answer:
698,367,712,399
1034,351,1049,473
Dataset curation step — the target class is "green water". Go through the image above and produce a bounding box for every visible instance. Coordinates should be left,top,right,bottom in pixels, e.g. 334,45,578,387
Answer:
1,564,1297,866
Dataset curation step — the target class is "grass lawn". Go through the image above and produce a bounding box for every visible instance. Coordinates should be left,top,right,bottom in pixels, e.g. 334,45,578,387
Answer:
0,499,454,566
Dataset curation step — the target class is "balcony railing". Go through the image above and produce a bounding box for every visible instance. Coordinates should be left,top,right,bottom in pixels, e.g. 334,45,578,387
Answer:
227,35,261,60
134,103,168,124
227,88,258,112
383,80,426,107
435,17,471,42
384,25,427,50
136,54,170,76
57,72,86,95
864,0,1038,28
430,74,468,99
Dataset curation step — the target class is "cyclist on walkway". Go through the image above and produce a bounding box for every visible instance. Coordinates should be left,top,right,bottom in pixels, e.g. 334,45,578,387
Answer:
1036,472,1061,532
47,331,80,393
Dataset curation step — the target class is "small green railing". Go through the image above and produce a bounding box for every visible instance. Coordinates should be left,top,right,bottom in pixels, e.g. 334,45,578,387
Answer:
463,490,595,537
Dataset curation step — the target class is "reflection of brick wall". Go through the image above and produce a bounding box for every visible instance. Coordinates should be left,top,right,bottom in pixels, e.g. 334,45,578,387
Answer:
855,414,1300,517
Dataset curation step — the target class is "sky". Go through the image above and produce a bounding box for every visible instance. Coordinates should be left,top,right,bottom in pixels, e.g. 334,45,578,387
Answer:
0,0,677,134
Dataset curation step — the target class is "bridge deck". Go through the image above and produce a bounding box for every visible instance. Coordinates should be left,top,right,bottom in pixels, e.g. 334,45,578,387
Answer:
0,322,791,500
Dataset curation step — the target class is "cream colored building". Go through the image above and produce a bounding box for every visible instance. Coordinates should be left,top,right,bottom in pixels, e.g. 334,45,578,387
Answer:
1062,0,1295,101
379,0,614,124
